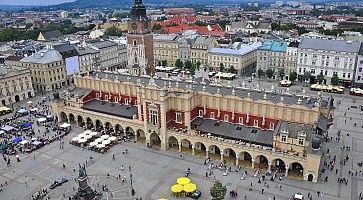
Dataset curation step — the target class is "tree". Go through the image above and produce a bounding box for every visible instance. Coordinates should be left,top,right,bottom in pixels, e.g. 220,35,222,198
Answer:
185,60,193,70
303,71,311,83
317,73,325,84
229,66,237,74
331,73,340,85
152,24,162,30
289,71,297,82
219,63,225,72
257,69,264,78
105,26,123,36
210,181,227,200
266,69,274,79
175,59,183,69
278,69,285,80
161,60,167,67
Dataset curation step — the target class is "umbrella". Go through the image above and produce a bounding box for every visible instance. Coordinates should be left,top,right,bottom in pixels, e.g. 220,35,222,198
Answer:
89,132,98,136
22,123,32,128
95,138,104,143
101,135,110,139
83,130,92,134
89,142,97,147
96,144,105,148
12,137,22,144
78,133,87,138
183,183,197,193
177,177,190,185
158,198,168,200
102,140,111,145
171,184,183,193
84,135,92,140
60,123,71,128
72,137,80,142
109,136,117,141
37,118,46,122
78,139,87,143
0,144,8,150
20,140,29,145
31,141,42,146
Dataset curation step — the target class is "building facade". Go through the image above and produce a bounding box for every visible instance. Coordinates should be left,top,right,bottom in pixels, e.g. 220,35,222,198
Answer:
76,45,100,75
285,42,299,80
207,42,261,75
87,40,119,71
191,36,218,65
0,65,34,106
20,48,67,91
256,40,288,79
354,54,363,86
153,34,180,67
225,21,271,34
53,72,333,183
297,38,361,84
127,0,154,75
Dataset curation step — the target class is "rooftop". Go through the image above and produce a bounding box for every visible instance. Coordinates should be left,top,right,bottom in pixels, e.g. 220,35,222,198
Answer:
209,42,262,56
191,117,274,146
88,71,319,109
259,40,287,52
82,99,138,119
299,38,361,53
20,48,63,64
0,65,29,79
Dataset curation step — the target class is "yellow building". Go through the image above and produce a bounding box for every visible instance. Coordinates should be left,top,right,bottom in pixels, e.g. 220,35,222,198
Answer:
153,34,180,67
20,48,67,91
191,36,218,65
53,72,332,182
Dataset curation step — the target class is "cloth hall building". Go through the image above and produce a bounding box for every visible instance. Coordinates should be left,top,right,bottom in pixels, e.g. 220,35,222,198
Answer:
52,71,333,183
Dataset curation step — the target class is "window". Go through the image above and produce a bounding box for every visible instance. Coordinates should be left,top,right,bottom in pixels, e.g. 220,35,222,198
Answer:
311,69,315,74
198,110,203,117
348,73,351,78
150,110,158,125
358,76,361,81
124,98,129,105
253,119,258,127
269,122,274,130
176,112,182,124
343,73,346,78
133,40,137,46
281,135,287,142
298,138,304,145
239,117,243,125
210,112,215,119
224,114,229,122
359,68,362,72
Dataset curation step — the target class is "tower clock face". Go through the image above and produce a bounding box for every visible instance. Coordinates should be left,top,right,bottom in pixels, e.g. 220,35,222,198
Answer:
131,23,137,31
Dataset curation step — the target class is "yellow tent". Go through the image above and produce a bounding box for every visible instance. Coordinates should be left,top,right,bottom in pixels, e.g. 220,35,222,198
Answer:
183,183,197,193
171,184,183,193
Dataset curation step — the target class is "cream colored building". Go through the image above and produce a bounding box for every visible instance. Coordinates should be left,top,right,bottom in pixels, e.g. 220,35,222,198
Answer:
0,64,34,106
87,40,119,71
191,36,218,65
52,71,333,183
207,42,261,75
20,48,67,91
285,42,299,80
153,34,180,67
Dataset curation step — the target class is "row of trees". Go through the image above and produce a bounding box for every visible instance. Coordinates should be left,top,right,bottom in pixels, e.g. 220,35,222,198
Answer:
0,20,95,42
257,69,340,85
174,59,201,74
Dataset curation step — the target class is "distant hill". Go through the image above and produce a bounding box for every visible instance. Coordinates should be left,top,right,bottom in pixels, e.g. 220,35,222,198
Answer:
0,5,36,11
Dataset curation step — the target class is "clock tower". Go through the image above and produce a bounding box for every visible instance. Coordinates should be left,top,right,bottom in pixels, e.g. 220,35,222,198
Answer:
127,0,154,75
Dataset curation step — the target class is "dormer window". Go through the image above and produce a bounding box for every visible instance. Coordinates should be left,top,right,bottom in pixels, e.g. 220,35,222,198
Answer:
224,114,229,122
281,135,287,142
198,110,203,117
298,137,305,146
239,117,243,125
253,119,258,127
269,122,274,130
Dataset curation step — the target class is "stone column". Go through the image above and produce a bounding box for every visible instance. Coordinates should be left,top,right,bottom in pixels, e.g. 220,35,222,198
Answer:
268,161,272,171
178,142,182,152
220,152,224,162
285,165,289,177
235,154,239,166
251,157,255,169
192,145,195,155
206,148,209,158
134,130,138,142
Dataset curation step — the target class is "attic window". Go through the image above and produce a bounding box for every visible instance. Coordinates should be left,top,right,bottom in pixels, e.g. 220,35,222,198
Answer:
111,104,115,107
101,102,106,105
251,129,257,133
236,126,242,131
214,122,220,127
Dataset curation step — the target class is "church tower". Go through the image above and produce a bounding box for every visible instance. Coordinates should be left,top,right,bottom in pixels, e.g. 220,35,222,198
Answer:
127,0,154,75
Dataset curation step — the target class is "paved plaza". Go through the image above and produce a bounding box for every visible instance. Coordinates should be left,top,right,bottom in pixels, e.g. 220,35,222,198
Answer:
0,84,363,200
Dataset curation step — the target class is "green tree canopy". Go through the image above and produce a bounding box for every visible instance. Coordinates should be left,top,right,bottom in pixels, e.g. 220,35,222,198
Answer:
210,181,227,200
175,59,183,69
152,24,162,30
278,69,285,79
219,63,225,72
229,66,237,74
317,73,325,84
289,71,297,82
331,73,340,85
304,71,311,82
105,26,123,36
257,69,264,78
266,69,274,79
161,60,167,67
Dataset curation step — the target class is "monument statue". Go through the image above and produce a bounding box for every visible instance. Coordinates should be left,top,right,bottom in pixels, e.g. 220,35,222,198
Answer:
72,164,102,200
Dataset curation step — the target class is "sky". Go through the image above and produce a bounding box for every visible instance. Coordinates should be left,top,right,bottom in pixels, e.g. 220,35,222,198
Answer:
0,0,75,5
